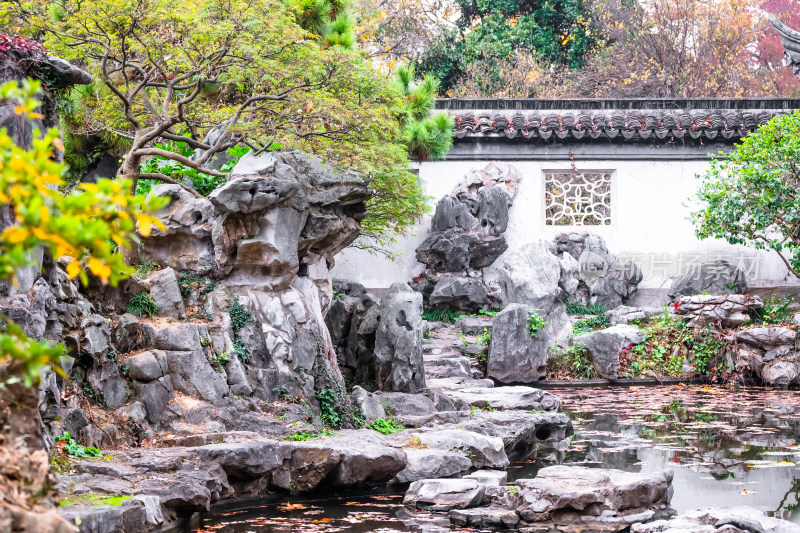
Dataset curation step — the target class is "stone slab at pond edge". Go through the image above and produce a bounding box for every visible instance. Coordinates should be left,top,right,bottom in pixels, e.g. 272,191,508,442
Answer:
404,465,675,531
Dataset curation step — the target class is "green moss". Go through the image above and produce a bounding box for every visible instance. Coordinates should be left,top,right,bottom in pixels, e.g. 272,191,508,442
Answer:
59,494,132,508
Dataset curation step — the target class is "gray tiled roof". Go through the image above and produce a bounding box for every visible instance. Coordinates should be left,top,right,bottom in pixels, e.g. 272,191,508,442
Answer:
438,99,800,143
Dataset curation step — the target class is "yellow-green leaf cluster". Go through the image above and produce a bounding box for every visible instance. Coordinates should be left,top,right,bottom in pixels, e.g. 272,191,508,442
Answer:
0,80,167,386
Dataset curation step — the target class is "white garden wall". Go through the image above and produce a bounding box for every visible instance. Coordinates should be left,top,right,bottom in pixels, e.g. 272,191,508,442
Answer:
332,159,798,301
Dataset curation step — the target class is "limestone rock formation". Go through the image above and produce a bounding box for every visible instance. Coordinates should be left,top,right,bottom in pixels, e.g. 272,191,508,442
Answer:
668,260,748,300
404,465,674,531
496,240,572,344
414,162,521,312
728,326,800,386
486,303,549,384
675,294,762,328
511,466,674,529
574,324,646,380
130,151,371,410
554,232,643,309
8,149,372,465
373,283,425,393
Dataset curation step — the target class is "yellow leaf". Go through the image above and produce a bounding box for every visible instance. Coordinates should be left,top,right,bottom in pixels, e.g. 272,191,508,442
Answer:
66,260,81,280
87,257,111,282
2,227,29,244
136,214,163,237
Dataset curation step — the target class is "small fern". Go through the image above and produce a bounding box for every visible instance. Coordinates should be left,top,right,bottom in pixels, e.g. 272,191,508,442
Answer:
126,292,160,317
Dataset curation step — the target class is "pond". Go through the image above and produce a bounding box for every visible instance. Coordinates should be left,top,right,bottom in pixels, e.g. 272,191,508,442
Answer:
190,385,800,532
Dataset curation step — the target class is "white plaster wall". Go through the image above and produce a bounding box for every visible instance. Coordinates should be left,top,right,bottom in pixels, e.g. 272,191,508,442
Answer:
332,159,796,291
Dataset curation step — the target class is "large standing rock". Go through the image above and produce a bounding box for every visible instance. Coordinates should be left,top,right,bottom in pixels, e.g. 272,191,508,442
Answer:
325,281,366,368
373,283,425,393
668,260,748,299
574,325,646,380
132,150,372,420
416,163,520,274
348,293,382,387
497,241,572,343
487,303,548,383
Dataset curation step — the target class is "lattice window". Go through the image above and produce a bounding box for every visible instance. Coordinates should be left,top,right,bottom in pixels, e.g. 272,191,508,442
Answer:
544,170,613,226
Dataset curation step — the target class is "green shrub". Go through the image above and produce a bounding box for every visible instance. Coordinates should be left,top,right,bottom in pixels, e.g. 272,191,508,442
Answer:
133,259,160,278
686,326,725,375
547,344,595,380
178,273,216,296
527,311,548,338
317,388,342,428
55,431,103,458
228,301,253,363
232,338,249,364
125,292,160,317
208,351,229,372
367,417,405,435
228,301,253,330
751,294,794,325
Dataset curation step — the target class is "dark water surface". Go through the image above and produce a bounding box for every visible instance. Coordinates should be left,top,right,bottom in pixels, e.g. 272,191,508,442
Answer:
192,385,800,532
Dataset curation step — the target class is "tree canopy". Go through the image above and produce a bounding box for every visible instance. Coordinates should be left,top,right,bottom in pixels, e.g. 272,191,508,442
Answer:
6,0,433,250
691,111,800,278
412,0,800,98
418,0,597,93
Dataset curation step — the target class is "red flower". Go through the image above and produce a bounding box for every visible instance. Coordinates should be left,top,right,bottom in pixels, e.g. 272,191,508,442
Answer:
673,302,680,310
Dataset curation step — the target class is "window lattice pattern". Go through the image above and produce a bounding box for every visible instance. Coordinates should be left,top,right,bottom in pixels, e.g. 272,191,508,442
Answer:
544,171,612,226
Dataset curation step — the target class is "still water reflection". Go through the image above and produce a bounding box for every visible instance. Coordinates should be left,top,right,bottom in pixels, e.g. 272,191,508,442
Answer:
192,385,800,532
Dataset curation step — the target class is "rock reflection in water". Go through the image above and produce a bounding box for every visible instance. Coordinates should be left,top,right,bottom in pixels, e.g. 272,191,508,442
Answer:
548,385,800,524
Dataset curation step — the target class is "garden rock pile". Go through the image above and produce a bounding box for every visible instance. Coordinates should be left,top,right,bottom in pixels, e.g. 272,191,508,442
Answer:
404,465,675,531
728,326,800,386
413,162,521,311
675,294,763,328
554,232,643,309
